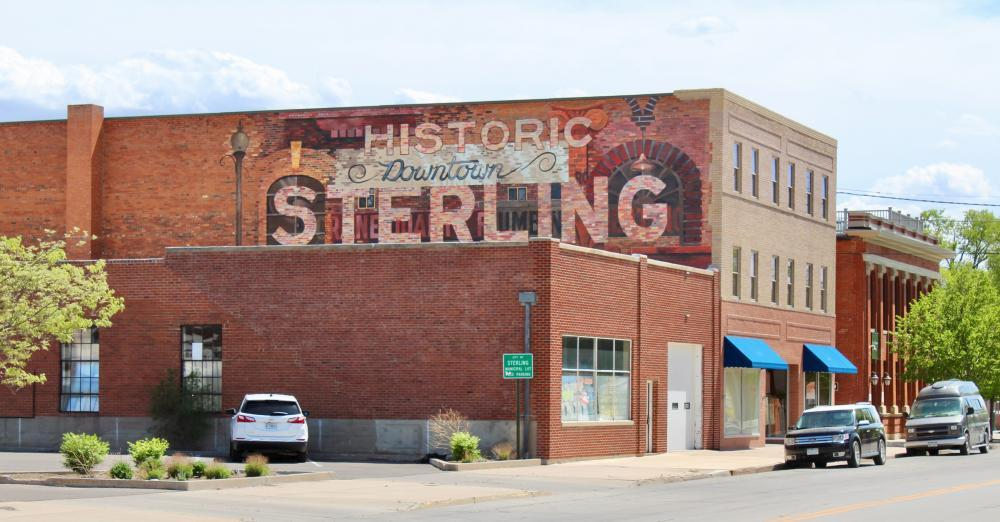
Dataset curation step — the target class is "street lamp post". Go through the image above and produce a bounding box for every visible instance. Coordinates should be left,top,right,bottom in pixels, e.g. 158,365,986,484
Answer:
221,121,250,246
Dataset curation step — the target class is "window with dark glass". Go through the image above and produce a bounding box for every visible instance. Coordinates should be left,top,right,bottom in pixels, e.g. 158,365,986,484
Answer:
771,255,780,304
820,266,829,312
751,148,759,198
61,328,99,412
732,246,742,298
750,250,759,301
787,259,795,307
821,175,829,219
787,163,796,210
561,336,631,421
805,263,814,310
733,142,742,192
806,170,815,216
357,188,376,209
771,157,780,204
182,325,223,412
508,186,527,201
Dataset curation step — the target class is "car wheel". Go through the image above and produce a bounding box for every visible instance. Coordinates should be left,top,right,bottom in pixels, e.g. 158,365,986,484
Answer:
297,451,309,463
928,449,939,456
814,461,827,468
960,432,971,455
905,448,925,457
873,439,887,465
229,446,242,463
848,440,861,468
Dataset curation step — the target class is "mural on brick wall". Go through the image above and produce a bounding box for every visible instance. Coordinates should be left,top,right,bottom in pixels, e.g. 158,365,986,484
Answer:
258,96,711,266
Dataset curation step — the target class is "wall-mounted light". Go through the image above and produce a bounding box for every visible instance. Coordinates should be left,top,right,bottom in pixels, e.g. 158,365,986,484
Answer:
883,372,892,387
870,372,880,386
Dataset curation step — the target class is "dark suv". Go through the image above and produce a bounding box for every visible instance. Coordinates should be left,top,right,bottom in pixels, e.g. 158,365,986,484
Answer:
785,404,887,468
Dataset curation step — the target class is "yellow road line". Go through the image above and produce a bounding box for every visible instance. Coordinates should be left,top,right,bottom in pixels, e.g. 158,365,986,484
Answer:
772,479,1000,521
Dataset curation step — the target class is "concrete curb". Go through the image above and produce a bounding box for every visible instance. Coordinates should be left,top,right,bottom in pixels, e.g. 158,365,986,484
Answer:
0,471,334,491
429,458,542,471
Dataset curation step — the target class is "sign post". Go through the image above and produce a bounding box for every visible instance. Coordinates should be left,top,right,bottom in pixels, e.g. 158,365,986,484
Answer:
503,353,534,459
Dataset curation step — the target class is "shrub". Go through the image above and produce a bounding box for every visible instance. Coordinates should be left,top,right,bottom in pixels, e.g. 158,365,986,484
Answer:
148,369,211,449
450,431,481,463
109,461,133,480
59,432,109,475
191,460,207,478
204,462,232,480
429,408,470,451
140,459,166,480
128,437,170,467
243,454,270,477
490,441,515,461
165,455,195,481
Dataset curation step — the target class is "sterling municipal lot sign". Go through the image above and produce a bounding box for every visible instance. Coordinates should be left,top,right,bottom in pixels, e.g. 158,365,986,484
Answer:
503,353,534,379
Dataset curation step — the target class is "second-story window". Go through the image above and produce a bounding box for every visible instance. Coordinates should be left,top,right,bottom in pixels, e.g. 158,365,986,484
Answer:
771,157,780,205
751,148,759,198
733,142,742,193
508,187,527,201
770,255,780,304
820,266,829,312
821,175,829,219
787,259,795,307
357,188,376,209
806,170,815,216
805,263,814,310
787,163,796,210
750,250,759,301
732,246,742,298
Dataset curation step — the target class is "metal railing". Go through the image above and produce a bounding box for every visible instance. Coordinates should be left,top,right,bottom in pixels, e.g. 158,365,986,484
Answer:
836,208,926,235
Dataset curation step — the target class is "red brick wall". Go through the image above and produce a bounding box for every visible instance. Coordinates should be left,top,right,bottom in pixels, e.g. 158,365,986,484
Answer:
0,121,66,240
836,237,871,405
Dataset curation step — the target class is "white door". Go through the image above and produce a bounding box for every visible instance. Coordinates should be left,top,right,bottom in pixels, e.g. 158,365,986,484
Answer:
668,343,702,451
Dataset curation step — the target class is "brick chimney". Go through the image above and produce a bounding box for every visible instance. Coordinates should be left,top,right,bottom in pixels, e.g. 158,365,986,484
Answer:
65,104,104,259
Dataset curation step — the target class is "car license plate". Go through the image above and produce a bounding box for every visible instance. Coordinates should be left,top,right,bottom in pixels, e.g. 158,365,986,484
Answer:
806,448,819,456
265,423,277,431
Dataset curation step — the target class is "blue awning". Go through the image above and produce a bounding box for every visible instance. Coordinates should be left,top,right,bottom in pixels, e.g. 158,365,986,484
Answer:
803,344,858,374
723,336,788,370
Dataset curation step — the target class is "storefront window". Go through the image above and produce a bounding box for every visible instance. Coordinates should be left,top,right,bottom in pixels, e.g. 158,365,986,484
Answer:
724,367,760,437
804,372,834,410
561,336,631,421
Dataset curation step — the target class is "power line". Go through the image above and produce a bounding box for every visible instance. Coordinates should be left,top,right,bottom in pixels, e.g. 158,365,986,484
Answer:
837,191,1000,207
839,188,997,201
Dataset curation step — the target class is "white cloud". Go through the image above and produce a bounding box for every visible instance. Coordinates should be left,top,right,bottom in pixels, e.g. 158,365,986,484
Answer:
840,163,994,218
947,114,999,136
394,88,460,104
0,47,351,115
669,16,733,37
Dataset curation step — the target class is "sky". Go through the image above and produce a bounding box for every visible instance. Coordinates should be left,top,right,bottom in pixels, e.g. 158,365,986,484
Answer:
1,0,998,219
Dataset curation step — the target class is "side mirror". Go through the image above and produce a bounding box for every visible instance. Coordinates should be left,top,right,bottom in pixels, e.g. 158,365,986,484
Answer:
858,419,871,427
302,410,310,418
225,408,237,415
966,406,975,415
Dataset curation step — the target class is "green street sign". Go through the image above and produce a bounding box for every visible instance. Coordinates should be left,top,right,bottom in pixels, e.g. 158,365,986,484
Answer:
503,353,534,379
870,329,880,360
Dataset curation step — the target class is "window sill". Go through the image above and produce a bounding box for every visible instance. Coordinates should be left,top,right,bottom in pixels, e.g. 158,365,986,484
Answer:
561,420,634,428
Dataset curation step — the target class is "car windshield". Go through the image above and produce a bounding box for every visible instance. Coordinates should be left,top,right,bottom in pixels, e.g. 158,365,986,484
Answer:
795,410,854,429
241,400,300,416
910,398,961,419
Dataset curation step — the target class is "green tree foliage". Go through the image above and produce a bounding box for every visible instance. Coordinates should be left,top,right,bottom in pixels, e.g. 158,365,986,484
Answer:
894,265,1000,403
921,209,1000,269
148,369,211,449
0,232,125,388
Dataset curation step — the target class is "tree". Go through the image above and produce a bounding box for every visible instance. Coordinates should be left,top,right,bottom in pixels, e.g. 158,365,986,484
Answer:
921,209,1000,269
894,265,1000,431
0,232,124,389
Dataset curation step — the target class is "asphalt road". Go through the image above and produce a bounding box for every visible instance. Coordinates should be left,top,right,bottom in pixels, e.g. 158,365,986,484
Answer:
1,450,997,520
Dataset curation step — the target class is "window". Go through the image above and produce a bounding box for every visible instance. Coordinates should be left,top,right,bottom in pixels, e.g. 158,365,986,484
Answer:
787,259,795,306
750,148,759,198
805,263,814,309
787,163,796,210
821,175,829,219
804,372,833,409
182,325,223,412
733,142,742,192
771,157,780,204
561,336,631,421
357,188,376,209
750,250,759,301
507,186,527,201
820,266,829,312
724,368,760,437
770,255,780,304
805,170,815,216
550,182,562,200
60,328,99,412
732,246,742,298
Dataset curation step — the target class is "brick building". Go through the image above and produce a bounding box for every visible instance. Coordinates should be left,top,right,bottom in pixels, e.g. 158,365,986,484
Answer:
0,89,845,458
835,209,952,436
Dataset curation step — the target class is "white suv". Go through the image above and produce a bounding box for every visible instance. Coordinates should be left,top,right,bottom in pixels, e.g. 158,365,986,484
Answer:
227,394,309,462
